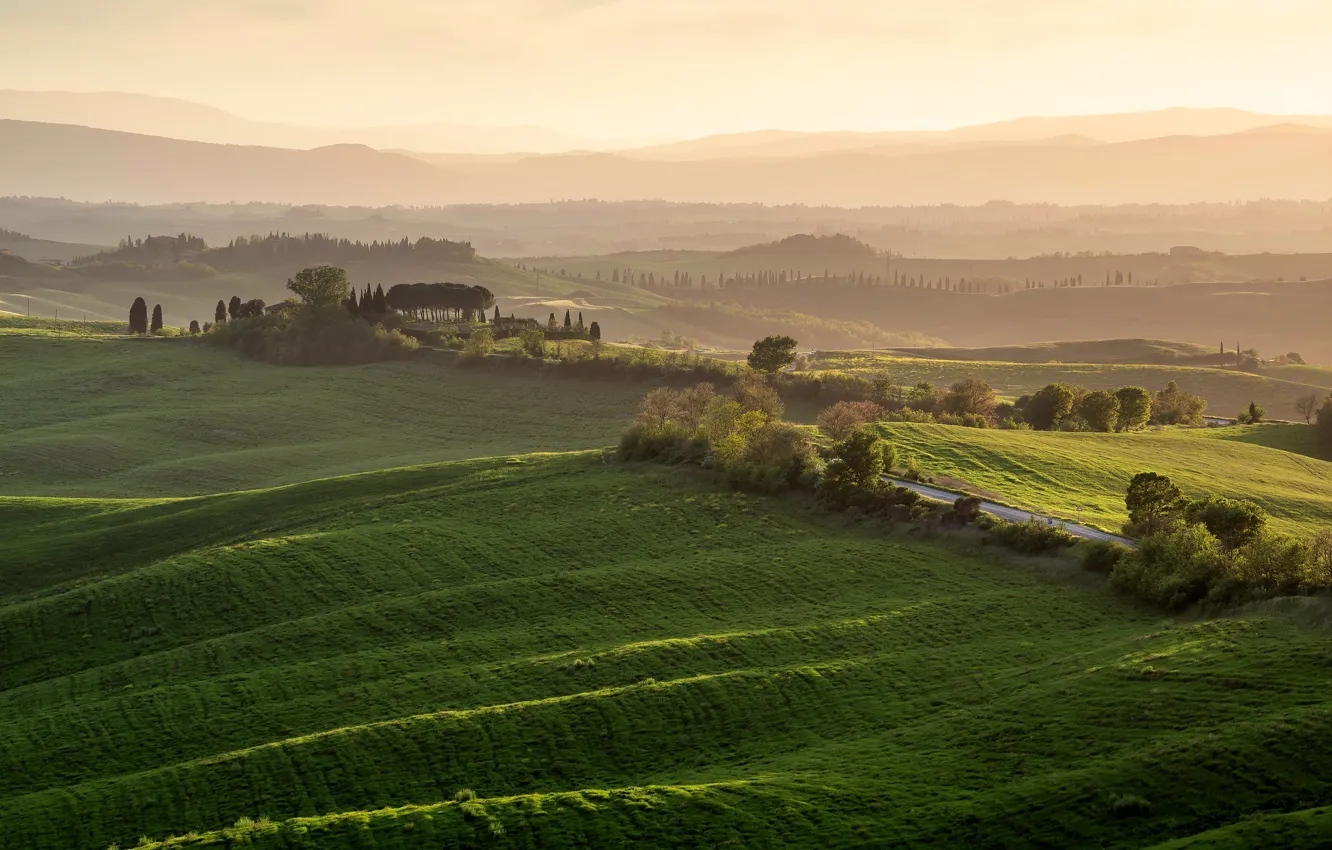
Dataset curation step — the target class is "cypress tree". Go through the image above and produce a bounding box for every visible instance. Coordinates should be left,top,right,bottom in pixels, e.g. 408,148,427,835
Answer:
589,321,601,340
372,285,387,314
577,311,584,328
150,304,163,332
214,299,227,325
563,309,572,329
228,295,241,321
129,297,148,334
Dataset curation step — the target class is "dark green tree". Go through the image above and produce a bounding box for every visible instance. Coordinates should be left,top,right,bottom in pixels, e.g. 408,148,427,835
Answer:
1184,497,1267,550
747,335,799,373
188,320,200,334
1316,396,1332,449
1023,384,1077,430
228,295,242,321
150,304,163,332
1114,386,1152,431
1247,401,1265,423
1125,472,1188,536
372,285,387,314
563,309,572,329
129,297,148,334
1078,390,1120,432
214,300,227,325
589,321,602,340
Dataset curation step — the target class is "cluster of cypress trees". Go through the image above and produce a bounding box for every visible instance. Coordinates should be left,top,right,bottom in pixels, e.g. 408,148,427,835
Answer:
128,297,164,334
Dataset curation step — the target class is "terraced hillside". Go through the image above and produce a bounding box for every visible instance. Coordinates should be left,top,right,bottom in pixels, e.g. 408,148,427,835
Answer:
4,454,1332,848
0,328,643,497
881,422,1332,536
814,350,1332,421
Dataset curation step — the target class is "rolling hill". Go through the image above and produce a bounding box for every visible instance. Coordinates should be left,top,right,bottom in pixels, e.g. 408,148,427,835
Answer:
6,452,1332,848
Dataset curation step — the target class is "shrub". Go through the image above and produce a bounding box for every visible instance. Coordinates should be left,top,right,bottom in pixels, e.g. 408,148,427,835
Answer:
817,400,887,440
209,307,418,366
952,495,983,524
518,327,547,358
1082,540,1130,575
735,373,785,419
726,421,818,493
1107,793,1153,818
984,518,1077,555
1110,524,1231,609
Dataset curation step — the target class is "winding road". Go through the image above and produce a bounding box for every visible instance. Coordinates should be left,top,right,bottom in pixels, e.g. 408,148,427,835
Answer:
886,477,1137,547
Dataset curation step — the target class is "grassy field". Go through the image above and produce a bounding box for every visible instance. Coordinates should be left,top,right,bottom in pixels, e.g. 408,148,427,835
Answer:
813,351,1332,420
0,331,645,498
890,338,1222,364
878,422,1332,536
5,453,1332,848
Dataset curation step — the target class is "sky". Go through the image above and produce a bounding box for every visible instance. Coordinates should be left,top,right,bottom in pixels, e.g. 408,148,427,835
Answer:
3,0,1331,140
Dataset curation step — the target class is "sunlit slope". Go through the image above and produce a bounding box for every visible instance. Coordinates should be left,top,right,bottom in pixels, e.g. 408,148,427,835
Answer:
816,350,1332,421
0,332,641,497
4,455,1332,847
879,422,1332,535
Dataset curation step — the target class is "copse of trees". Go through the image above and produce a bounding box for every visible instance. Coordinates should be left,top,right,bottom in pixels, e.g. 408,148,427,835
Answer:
206,265,418,366
383,282,495,322
1008,381,1198,431
1108,471,1331,610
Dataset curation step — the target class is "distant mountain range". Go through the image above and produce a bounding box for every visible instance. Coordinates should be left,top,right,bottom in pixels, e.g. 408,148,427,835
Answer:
0,90,615,154
3,117,1329,207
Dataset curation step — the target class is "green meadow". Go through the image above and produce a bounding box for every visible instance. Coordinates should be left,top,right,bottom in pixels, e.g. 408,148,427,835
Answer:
5,454,1332,849
879,422,1332,536
0,330,643,497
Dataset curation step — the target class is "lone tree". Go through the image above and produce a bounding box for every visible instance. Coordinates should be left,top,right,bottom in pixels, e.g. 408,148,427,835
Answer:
1247,401,1265,424
128,297,148,334
214,300,227,325
1297,392,1321,425
589,321,602,340
228,295,242,321
150,304,163,333
287,265,351,310
188,320,200,334
1125,472,1188,536
747,335,799,373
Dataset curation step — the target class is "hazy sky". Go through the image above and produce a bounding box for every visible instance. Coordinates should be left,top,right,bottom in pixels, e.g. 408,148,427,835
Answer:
3,0,1330,138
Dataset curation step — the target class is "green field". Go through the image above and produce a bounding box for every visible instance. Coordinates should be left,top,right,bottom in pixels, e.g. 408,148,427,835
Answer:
6,453,1332,848
0,331,644,497
890,338,1222,364
879,422,1332,536
813,351,1332,421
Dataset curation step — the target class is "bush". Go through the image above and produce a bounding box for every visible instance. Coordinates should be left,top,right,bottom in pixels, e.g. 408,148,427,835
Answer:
1110,524,1231,609
1082,540,1130,575
726,421,818,493
817,400,886,440
209,307,418,365
518,327,547,358
984,518,1077,555
952,495,983,524
1107,793,1153,818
